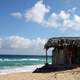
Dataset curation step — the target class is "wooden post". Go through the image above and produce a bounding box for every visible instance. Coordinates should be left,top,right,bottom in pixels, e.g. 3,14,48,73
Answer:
45,49,48,65
52,49,54,65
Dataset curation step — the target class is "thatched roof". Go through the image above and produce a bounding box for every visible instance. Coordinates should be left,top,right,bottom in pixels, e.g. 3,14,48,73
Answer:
44,37,80,49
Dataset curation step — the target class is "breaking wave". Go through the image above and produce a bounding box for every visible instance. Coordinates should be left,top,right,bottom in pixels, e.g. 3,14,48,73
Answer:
0,58,45,62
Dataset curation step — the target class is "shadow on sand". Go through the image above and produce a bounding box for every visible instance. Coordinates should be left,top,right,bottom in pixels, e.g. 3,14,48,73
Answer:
33,64,80,73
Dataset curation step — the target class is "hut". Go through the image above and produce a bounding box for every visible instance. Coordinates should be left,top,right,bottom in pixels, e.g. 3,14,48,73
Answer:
44,37,80,65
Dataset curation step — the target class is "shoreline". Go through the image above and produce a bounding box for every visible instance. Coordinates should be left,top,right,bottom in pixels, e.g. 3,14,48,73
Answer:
0,64,44,75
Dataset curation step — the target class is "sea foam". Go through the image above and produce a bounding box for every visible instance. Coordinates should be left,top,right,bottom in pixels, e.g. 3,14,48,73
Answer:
0,64,44,75
0,58,45,62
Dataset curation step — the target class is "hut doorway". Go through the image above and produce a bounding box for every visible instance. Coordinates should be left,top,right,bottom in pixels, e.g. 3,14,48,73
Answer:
71,46,77,64
52,46,77,65
65,46,77,65
52,47,65,65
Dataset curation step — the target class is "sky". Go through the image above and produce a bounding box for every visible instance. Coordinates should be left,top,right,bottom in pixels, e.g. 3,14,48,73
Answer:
0,0,80,55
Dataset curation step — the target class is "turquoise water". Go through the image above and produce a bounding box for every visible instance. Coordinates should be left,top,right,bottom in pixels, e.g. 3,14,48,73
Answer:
0,55,51,70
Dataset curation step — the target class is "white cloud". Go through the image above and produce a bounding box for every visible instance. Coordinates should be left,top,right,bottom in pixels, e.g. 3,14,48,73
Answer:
24,0,50,24
0,38,3,48
59,10,70,19
45,8,80,31
11,12,22,18
46,13,58,27
0,36,46,53
62,14,80,30
73,15,80,29
10,0,80,31
9,36,31,49
46,10,71,28
24,1,80,31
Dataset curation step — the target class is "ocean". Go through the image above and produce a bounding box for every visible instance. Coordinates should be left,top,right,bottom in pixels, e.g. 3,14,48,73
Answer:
0,55,51,74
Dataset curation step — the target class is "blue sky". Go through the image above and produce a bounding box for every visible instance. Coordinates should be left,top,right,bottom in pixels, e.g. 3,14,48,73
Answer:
0,0,80,55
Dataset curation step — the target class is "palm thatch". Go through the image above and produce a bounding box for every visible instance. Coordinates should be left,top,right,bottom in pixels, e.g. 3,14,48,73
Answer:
44,37,80,50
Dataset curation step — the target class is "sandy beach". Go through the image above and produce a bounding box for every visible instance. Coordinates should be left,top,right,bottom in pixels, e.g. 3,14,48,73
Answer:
0,67,80,80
